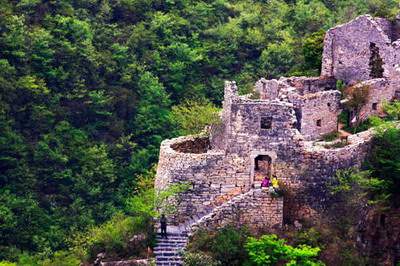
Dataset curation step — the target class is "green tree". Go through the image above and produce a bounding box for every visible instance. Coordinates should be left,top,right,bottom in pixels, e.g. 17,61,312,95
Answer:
303,30,325,74
245,234,324,266
170,100,221,135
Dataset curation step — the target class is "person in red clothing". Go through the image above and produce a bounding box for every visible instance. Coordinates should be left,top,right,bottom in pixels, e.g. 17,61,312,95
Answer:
261,176,270,188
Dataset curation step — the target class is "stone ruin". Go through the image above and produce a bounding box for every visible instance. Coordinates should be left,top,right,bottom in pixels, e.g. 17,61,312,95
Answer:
154,14,400,233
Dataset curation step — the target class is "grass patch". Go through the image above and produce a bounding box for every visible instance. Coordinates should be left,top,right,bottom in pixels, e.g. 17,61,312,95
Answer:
321,131,339,142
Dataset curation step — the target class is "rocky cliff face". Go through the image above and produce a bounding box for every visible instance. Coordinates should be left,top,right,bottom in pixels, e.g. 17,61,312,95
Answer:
357,207,400,265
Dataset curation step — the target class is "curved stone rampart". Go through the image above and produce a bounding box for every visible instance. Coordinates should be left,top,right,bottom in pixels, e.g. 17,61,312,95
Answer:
156,129,374,224
155,136,253,224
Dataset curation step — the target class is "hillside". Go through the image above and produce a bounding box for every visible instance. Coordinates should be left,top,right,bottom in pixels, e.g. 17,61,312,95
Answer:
0,0,399,265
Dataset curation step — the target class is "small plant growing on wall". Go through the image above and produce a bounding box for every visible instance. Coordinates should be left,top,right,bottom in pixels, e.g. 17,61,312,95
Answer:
343,84,371,127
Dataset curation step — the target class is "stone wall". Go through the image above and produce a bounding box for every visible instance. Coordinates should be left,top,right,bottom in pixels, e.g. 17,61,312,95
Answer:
280,76,337,95
190,189,283,233
288,90,341,140
155,136,252,224
285,130,373,220
254,78,280,100
354,78,395,122
156,127,373,225
321,15,399,84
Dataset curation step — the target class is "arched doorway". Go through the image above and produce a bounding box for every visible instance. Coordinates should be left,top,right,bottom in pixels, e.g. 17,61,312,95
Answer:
253,155,272,184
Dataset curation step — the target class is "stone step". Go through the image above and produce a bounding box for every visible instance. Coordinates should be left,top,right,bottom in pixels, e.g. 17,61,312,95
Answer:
157,262,183,266
156,257,183,262
155,224,188,266
156,239,187,243
156,233,188,239
154,246,184,250
156,236,187,241
154,250,182,255
158,245,186,250
155,245,185,249
154,246,183,251
154,248,183,252
154,251,181,256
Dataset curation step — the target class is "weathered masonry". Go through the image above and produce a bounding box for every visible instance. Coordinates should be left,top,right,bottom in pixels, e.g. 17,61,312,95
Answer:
155,14,400,233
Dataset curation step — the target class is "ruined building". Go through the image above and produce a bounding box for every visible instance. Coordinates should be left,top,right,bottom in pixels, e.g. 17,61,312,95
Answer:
155,14,400,233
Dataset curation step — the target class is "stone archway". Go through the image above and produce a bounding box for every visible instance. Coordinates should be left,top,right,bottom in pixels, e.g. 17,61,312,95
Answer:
254,155,272,182
250,151,277,188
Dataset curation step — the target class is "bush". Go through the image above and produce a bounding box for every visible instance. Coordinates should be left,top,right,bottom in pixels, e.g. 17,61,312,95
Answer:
187,226,250,266
71,213,148,261
41,251,80,266
321,131,339,142
366,122,400,205
169,100,221,136
183,252,221,266
0,261,16,266
245,234,324,266
383,100,400,120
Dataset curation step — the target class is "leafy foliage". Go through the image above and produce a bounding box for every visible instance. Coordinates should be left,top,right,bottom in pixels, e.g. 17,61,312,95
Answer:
0,0,399,262
170,100,221,135
187,226,250,266
331,104,400,206
183,252,221,266
245,234,323,266
343,84,371,125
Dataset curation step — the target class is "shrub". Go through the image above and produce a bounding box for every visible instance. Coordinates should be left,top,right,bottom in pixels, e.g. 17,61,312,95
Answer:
183,252,221,266
321,131,339,142
330,119,400,207
343,85,370,126
41,251,80,266
366,122,400,205
383,100,400,120
169,100,221,136
71,213,146,261
0,262,16,266
245,234,324,266
187,226,250,266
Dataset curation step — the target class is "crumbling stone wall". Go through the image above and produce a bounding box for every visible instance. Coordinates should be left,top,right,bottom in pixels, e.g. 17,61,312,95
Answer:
255,78,280,100
156,137,251,224
190,189,283,233
253,76,341,140
321,15,400,84
352,78,395,122
279,76,337,95
156,122,373,226
288,90,341,140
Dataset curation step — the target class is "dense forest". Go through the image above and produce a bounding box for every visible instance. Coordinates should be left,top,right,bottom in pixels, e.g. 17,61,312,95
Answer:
1,0,399,264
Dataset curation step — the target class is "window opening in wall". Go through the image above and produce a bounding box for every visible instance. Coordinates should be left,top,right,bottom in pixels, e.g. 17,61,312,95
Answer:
260,116,272,130
316,119,322,127
327,103,331,107
372,102,378,110
369,42,384,78
262,81,266,91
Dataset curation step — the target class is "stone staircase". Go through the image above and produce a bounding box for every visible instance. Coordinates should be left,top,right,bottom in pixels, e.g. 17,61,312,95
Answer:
154,192,250,265
154,188,283,265
154,205,217,265
154,230,187,266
